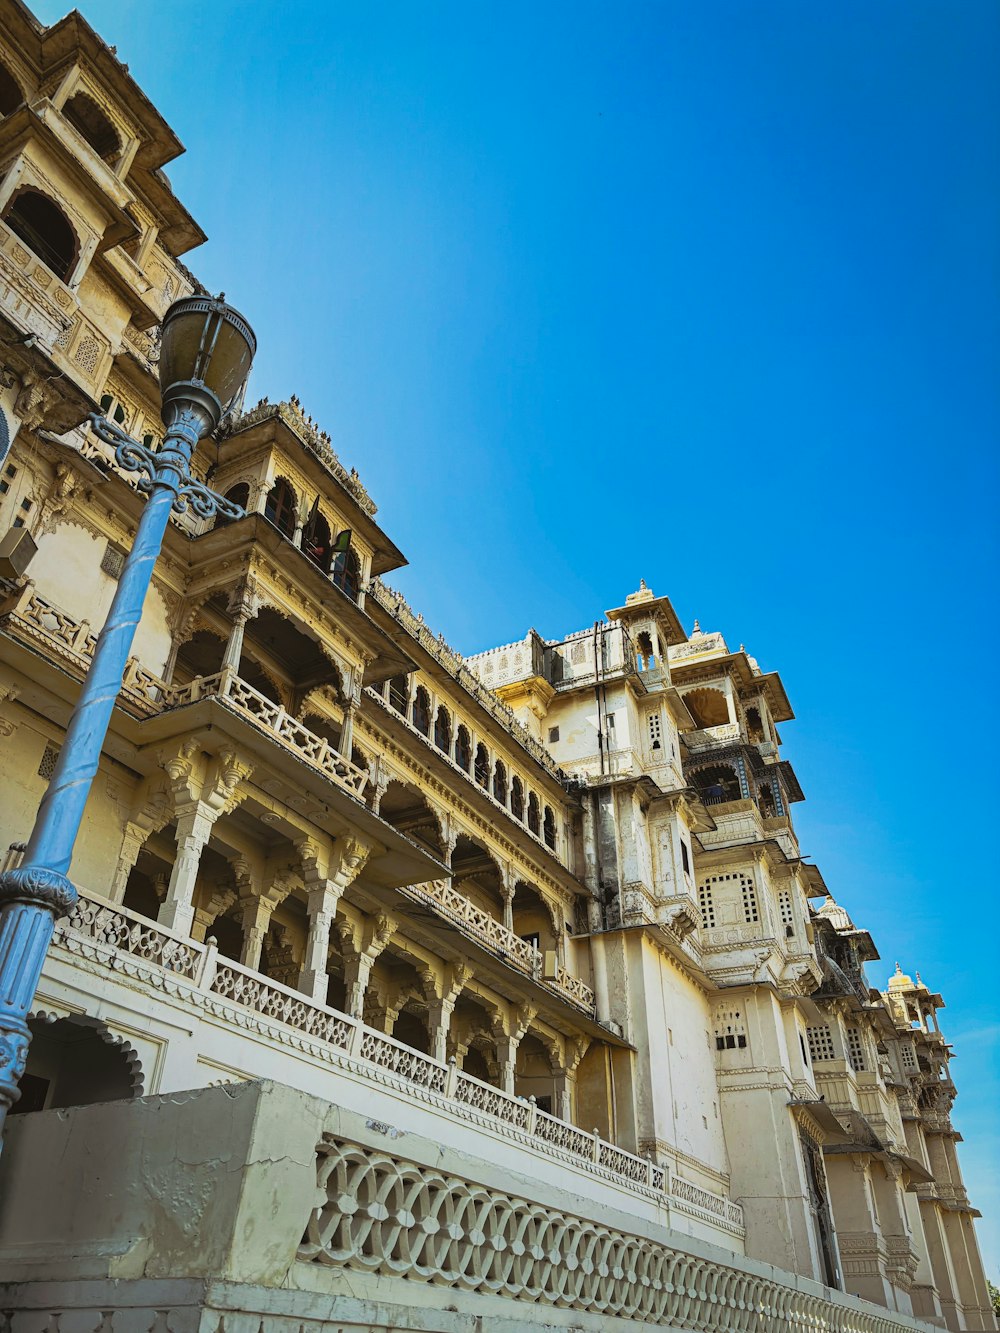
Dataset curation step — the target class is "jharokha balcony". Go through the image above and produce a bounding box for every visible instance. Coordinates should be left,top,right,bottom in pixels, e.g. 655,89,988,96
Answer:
0,583,597,1017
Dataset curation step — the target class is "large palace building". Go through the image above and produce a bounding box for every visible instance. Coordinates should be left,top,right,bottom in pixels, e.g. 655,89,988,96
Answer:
0,4,993,1331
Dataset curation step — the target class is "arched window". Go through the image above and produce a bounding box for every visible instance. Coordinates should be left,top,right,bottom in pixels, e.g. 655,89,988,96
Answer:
214,482,249,530
527,792,540,835
98,391,128,427
493,760,508,805
543,806,557,850
332,545,361,602
434,705,451,752
745,706,765,743
301,505,332,572
264,476,296,536
387,675,409,714
636,630,655,670
63,91,120,162
3,189,77,282
474,742,490,788
510,776,524,821
455,725,472,771
0,61,24,117
693,764,742,805
412,686,431,736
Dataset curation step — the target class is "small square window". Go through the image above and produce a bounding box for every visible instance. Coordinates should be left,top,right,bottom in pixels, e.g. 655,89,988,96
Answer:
548,727,559,743
0,482,8,495
19,498,31,512
101,543,126,579
4,465,15,478
38,743,60,780
12,517,23,529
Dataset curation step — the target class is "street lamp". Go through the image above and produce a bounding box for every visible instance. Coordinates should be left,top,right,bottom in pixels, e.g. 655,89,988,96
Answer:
0,295,256,1138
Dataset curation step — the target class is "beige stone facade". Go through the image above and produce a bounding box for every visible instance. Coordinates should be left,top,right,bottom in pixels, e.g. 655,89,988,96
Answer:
0,4,993,1330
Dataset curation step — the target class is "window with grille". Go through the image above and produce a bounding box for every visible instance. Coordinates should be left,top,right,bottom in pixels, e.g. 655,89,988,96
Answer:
846,1026,867,1072
698,882,716,929
742,876,759,924
101,542,125,579
714,1008,747,1051
647,711,662,750
901,1043,917,1070
806,1025,835,1063
37,742,60,780
778,889,795,937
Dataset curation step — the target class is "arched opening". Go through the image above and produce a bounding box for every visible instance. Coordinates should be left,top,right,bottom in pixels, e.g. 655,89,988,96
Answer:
14,1015,140,1114
264,477,296,537
172,628,226,686
98,391,128,427
745,706,765,743
433,704,451,752
451,835,504,920
692,764,742,805
209,911,244,962
121,867,162,920
454,725,472,772
0,61,24,117
636,630,655,670
462,1043,492,1084
493,759,508,805
684,687,730,729
411,685,431,736
527,792,540,836
392,1007,431,1055
331,545,361,602
510,776,524,821
63,91,120,162
239,658,284,705
2,189,77,282
379,780,444,858
512,881,556,953
474,742,490,788
758,783,777,818
387,674,409,715
301,505,332,573
242,605,342,708
300,711,343,753
543,805,557,850
515,1032,555,1114
214,482,250,529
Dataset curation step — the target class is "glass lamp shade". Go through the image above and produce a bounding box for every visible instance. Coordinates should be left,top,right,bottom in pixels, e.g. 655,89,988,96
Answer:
158,296,256,424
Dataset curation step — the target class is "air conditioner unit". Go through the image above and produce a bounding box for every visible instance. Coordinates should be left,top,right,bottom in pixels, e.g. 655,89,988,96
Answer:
0,527,37,580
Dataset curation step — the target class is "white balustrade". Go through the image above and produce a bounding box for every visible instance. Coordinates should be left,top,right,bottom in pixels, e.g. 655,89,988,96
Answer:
58,892,204,980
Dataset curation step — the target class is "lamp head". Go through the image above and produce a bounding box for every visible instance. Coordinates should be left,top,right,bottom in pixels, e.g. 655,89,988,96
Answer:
158,294,256,437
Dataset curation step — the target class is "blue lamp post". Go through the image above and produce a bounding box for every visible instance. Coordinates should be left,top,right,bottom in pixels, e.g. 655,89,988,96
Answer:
0,295,256,1138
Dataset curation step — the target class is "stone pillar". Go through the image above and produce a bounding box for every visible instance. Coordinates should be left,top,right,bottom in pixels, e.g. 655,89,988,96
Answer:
501,881,514,933
238,895,274,971
158,803,217,936
343,951,375,1020
338,908,393,1020
423,962,471,1063
108,821,147,903
919,1197,962,1328
299,883,342,1002
553,1035,589,1124
492,1003,535,1095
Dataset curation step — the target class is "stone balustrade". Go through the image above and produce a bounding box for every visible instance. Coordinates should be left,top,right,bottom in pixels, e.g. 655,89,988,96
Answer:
399,878,597,1013
166,668,370,798
48,886,702,1219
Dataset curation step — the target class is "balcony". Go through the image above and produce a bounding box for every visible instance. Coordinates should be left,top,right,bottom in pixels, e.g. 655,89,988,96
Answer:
43,886,746,1236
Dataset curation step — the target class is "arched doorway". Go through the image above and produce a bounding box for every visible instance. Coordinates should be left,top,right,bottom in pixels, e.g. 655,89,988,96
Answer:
14,1015,142,1114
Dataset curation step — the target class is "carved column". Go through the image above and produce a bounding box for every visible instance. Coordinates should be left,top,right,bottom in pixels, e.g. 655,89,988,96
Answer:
493,1003,535,1094
339,907,394,1020
423,961,472,1063
158,803,217,936
298,836,372,1001
239,895,274,971
500,866,515,933
553,1035,589,1123
338,669,366,758
221,580,260,677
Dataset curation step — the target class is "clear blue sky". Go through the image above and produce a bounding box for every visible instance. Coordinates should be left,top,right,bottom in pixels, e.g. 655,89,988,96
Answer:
38,0,999,1275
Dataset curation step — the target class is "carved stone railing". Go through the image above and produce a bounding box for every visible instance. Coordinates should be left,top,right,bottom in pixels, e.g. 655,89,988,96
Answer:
399,879,597,1013
300,1136,925,1331
672,1174,746,1228
62,894,202,980
0,583,172,717
368,578,566,783
50,888,689,1217
401,879,539,973
684,721,742,750
167,669,369,799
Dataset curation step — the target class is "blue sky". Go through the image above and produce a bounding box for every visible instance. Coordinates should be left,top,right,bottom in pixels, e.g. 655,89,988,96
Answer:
37,0,999,1275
